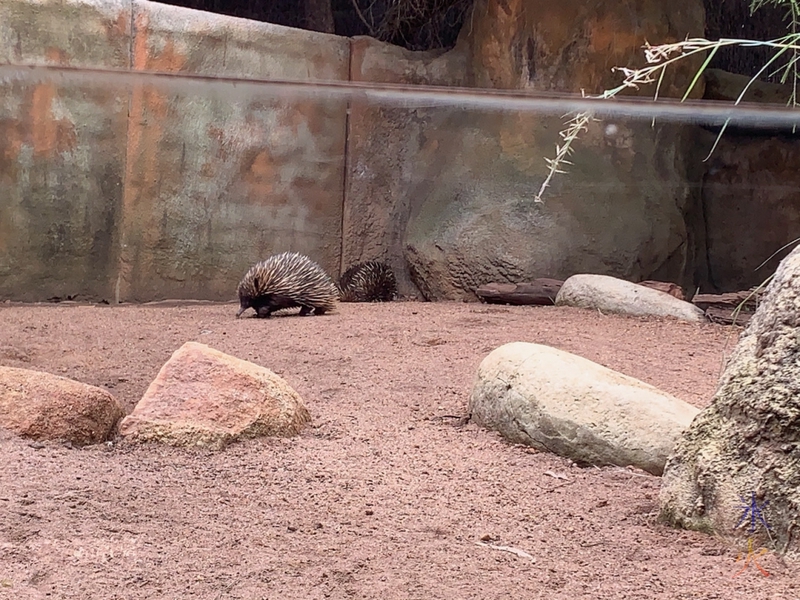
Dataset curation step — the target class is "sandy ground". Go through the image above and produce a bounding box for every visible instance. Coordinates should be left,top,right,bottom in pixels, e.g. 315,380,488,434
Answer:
0,300,797,600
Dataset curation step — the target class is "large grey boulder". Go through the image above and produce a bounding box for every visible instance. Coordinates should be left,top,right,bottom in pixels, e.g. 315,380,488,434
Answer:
555,274,707,322
119,342,311,449
468,342,700,475
659,246,800,555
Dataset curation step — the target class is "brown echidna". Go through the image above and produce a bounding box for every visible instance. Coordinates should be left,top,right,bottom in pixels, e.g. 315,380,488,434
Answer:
337,261,397,302
236,252,339,318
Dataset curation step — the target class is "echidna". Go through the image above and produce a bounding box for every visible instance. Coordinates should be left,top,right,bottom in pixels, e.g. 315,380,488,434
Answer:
337,261,397,302
236,252,339,318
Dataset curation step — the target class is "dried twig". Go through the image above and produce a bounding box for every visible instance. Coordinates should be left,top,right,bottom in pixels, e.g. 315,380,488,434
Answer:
475,541,536,562
534,110,594,203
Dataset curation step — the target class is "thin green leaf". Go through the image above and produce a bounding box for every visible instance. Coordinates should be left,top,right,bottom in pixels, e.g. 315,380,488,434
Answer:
681,45,719,102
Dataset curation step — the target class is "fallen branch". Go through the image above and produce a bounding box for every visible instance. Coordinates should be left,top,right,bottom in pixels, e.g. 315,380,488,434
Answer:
692,287,764,325
475,279,563,305
475,541,536,562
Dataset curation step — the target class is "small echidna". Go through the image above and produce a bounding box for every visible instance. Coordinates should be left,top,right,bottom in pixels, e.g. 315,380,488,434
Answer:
337,261,397,303
236,252,339,318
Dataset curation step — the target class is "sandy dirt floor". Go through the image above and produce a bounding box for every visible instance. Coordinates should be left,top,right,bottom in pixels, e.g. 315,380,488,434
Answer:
0,300,797,600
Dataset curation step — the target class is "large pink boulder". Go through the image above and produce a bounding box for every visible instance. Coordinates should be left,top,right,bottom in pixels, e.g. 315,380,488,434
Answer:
0,367,123,445
119,342,311,449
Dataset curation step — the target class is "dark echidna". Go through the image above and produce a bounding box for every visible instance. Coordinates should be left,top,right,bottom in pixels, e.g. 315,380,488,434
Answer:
337,261,397,303
236,252,339,318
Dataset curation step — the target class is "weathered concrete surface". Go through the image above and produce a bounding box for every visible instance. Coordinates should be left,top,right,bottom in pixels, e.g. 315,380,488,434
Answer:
401,117,705,300
4,0,760,303
464,0,704,97
696,69,800,293
118,1,350,302
343,37,467,296
0,0,349,303
0,0,131,301
659,245,800,554
469,342,700,475
345,0,707,300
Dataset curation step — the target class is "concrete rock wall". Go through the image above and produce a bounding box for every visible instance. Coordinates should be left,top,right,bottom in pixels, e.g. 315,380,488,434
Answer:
343,37,468,296
0,0,131,302
0,0,349,302
701,131,800,292
2,0,791,302
345,0,707,300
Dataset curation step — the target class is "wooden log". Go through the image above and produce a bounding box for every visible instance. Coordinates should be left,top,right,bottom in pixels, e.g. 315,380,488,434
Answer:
637,280,685,301
691,287,764,326
475,279,564,305
704,305,755,326
692,288,764,310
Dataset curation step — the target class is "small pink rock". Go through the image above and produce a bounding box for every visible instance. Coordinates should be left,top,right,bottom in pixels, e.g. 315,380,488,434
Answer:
0,367,123,445
119,342,311,449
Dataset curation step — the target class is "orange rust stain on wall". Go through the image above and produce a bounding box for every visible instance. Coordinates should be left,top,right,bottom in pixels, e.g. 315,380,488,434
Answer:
588,14,641,58
125,12,152,211
208,126,231,162
45,47,70,65
132,12,150,70
287,101,314,134
473,0,526,88
107,13,130,48
0,119,23,172
29,84,77,157
242,150,278,198
31,85,59,156
124,11,189,208
120,10,190,298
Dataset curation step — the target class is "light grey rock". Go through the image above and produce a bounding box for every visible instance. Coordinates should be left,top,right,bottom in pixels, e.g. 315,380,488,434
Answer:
659,245,800,555
468,342,700,475
555,274,706,322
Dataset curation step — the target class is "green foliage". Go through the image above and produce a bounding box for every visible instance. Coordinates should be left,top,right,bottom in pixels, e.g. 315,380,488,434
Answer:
536,0,800,204
751,0,800,102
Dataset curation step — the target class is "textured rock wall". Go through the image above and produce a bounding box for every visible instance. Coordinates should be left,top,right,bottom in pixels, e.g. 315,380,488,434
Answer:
0,0,349,302
8,0,787,302
695,69,800,294
659,244,800,554
345,0,708,300
701,131,800,293
0,0,131,302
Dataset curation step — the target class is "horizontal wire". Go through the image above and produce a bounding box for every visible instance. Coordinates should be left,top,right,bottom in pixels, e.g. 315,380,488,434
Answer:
1,62,800,127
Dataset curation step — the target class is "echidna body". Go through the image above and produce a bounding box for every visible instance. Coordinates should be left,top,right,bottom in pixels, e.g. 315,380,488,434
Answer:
338,261,397,303
236,252,339,318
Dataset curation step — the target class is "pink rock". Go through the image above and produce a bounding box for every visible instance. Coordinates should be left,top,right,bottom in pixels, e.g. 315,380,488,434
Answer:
0,367,123,445
119,342,310,449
